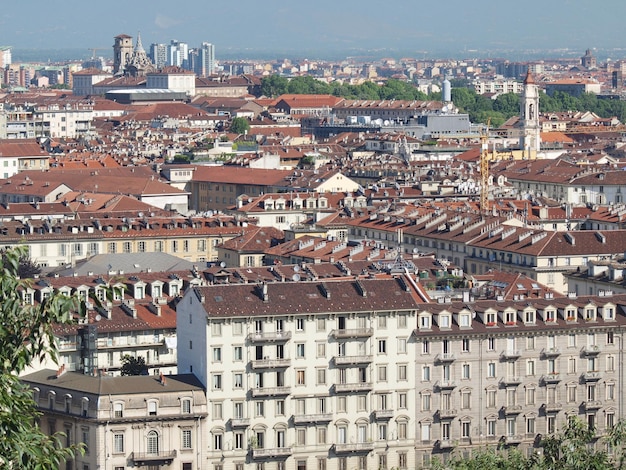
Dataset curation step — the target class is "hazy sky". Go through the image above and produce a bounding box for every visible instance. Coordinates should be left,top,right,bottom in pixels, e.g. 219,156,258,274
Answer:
3,0,626,59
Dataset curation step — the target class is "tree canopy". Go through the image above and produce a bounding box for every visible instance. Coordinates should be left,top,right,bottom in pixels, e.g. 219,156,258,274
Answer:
0,246,84,468
230,116,251,135
120,355,148,376
433,417,624,470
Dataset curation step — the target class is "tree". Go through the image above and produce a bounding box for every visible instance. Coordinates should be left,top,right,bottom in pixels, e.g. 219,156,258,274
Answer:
230,117,251,135
120,355,148,376
0,246,84,468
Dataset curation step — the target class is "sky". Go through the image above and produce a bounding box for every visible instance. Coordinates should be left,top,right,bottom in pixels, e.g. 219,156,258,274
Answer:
3,0,626,60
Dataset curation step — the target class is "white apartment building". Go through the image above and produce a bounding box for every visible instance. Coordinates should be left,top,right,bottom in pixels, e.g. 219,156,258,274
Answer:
177,275,421,470
472,79,523,95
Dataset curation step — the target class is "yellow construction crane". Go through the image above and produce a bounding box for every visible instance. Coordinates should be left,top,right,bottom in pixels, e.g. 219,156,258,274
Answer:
480,118,491,213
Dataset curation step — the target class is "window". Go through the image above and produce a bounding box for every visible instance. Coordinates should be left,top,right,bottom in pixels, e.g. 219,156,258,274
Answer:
234,346,243,361
213,432,223,450
378,340,387,354
378,365,387,382
82,427,90,455
296,318,305,331
399,392,407,409
255,401,264,417
422,365,430,381
525,387,535,405
488,362,496,378
213,402,223,419
317,427,327,445
421,392,431,411
462,364,470,379
148,401,157,416
487,337,495,351
113,433,124,453
398,364,407,381
462,338,470,352
316,368,326,385
296,370,305,385
526,360,535,376
317,317,326,331
526,417,535,434
316,342,326,358
461,390,471,410
422,340,430,354
296,343,305,358
398,314,407,328
338,396,346,413
397,338,407,354
607,382,615,401
182,429,192,449
147,430,159,454
461,421,470,439
212,374,222,390
213,347,222,362
486,389,496,408
234,373,243,389
113,402,123,418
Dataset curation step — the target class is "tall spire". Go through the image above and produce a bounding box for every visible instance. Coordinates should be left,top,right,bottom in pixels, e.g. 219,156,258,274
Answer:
135,31,146,53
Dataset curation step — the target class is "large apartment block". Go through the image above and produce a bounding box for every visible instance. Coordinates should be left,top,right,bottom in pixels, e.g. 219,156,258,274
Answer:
176,270,626,470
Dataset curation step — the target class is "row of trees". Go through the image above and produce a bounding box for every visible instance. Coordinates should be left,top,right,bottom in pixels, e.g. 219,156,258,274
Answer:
433,417,626,470
259,75,429,101
259,75,626,128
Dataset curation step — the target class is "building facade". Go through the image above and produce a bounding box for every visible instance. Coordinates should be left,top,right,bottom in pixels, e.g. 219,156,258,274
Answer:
22,370,208,470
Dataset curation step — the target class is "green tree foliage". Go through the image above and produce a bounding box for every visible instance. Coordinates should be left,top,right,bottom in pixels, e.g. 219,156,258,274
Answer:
436,417,621,470
120,355,148,376
259,75,288,97
230,117,251,135
0,246,83,468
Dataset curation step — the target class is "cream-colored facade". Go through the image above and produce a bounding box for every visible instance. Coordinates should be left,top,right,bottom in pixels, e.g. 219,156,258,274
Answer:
177,276,421,470
22,370,207,470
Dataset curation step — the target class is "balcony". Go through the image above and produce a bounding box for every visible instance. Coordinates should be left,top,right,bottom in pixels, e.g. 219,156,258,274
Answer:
248,331,292,343
435,380,457,390
374,409,394,420
542,373,561,384
330,328,374,339
437,439,456,450
583,400,603,410
230,418,251,428
500,350,522,360
500,376,522,386
333,355,373,366
541,347,561,358
293,413,333,425
434,353,457,363
581,345,600,356
502,404,523,415
334,442,374,453
438,409,458,419
543,402,563,413
582,371,601,382
504,435,523,445
252,447,292,459
131,451,176,466
251,386,291,398
334,382,373,393
251,358,291,369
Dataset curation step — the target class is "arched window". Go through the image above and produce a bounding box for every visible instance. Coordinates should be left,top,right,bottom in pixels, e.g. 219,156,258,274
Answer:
147,430,159,454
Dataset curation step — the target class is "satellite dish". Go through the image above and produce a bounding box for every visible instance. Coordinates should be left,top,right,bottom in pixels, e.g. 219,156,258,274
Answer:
220,261,226,268
293,265,300,272
292,273,301,282
95,314,102,322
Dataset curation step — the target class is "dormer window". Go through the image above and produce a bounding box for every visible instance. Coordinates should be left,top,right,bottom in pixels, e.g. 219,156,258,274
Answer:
524,310,536,325
585,306,596,321
48,391,56,410
439,314,451,329
504,311,516,325
565,308,577,321
459,314,471,328
545,309,556,322
148,400,158,416
485,312,496,326
419,314,431,330
603,306,615,321
113,402,123,418
182,398,192,414
81,398,89,417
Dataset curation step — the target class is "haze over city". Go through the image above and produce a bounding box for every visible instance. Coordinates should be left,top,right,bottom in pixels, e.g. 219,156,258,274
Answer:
4,0,626,61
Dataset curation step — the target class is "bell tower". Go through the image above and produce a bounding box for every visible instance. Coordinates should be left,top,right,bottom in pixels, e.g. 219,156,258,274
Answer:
519,69,541,156
113,34,133,75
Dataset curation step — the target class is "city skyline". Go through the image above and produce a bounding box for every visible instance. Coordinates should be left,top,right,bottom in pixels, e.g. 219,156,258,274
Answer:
4,0,626,61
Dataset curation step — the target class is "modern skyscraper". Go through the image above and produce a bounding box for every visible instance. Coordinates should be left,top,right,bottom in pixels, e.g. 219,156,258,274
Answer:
194,42,216,77
168,40,189,68
150,43,168,69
